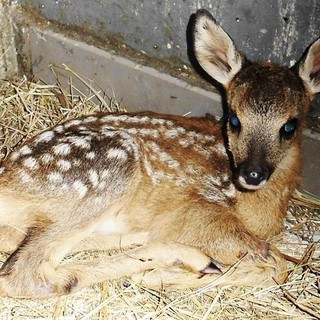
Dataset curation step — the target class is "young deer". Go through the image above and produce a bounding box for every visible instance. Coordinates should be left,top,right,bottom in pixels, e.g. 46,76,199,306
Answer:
0,9,319,298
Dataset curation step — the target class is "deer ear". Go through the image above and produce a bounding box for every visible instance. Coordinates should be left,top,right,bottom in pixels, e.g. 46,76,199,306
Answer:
298,38,320,94
192,9,244,87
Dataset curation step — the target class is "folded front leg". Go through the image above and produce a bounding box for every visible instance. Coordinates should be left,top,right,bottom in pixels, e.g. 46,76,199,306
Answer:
59,241,221,295
132,244,288,290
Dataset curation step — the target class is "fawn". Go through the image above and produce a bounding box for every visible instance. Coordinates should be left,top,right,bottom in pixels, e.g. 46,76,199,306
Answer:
0,9,319,298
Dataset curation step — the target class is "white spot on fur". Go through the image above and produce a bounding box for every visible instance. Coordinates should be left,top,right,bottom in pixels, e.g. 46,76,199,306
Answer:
0,167,5,174
37,131,55,143
179,139,191,148
187,131,204,140
198,175,235,205
64,119,82,128
186,165,202,175
126,115,150,124
222,184,236,197
57,159,71,171
198,189,227,205
139,116,150,123
203,134,216,142
150,118,165,125
127,128,138,134
175,177,192,187
23,157,39,170
118,134,140,159
41,153,54,164
194,145,211,158
164,129,179,139
85,151,96,160
150,118,174,126
143,157,154,177
107,148,128,161
54,125,64,133
222,174,229,182
145,141,179,168
18,169,33,184
166,158,180,169
146,141,160,153
101,127,118,137
10,152,20,161
88,169,99,188
101,114,128,123
215,143,227,156
151,171,165,184
78,126,90,131
204,175,222,187
53,143,71,156
82,116,98,123
138,128,160,138
20,145,32,156
159,151,179,168
48,172,63,183
66,136,91,149
176,127,186,134
72,180,88,198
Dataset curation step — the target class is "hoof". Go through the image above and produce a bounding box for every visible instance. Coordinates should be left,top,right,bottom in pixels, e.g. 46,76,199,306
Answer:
200,258,223,275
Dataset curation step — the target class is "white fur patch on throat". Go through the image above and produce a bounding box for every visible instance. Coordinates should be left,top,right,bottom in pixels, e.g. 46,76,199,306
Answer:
238,176,267,190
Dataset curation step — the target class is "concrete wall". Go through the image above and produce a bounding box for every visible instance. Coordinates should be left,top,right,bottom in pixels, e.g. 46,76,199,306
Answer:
0,1,18,78
17,0,320,66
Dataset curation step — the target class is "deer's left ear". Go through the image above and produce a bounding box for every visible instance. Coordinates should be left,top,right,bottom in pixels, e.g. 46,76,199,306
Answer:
298,38,320,94
192,9,245,88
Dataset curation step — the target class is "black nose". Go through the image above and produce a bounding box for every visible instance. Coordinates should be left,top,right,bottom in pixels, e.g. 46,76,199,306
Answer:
239,166,269,186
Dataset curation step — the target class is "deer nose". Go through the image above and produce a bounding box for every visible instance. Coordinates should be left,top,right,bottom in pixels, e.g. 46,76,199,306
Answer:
239,166,269,187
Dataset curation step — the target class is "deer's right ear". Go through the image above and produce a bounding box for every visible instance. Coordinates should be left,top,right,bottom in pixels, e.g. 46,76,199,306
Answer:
192,10,244,87
298,38,320,95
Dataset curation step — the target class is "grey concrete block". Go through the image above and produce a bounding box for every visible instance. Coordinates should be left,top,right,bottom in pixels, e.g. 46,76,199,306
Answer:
0,1,18,78
30,28,222,117
18,0,320,67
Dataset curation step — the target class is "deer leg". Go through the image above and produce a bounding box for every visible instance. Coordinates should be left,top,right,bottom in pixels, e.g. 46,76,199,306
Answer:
131,244,287,290
55,241,220,295
143,206,288,289
0,216,100,298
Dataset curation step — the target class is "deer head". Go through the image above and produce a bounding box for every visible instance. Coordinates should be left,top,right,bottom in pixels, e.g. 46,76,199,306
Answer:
192,9,320,190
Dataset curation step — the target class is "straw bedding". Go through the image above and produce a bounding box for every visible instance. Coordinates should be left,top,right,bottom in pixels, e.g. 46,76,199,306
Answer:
0,69,319,320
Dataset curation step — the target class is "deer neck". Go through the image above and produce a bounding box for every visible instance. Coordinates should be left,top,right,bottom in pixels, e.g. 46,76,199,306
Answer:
235,143,302,239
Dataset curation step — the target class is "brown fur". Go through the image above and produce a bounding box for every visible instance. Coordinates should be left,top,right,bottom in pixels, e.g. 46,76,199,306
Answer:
0,9,319,298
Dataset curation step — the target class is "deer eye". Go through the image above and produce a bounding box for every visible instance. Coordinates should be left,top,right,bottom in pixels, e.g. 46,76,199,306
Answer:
280,118,298,140
229,112,241,132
